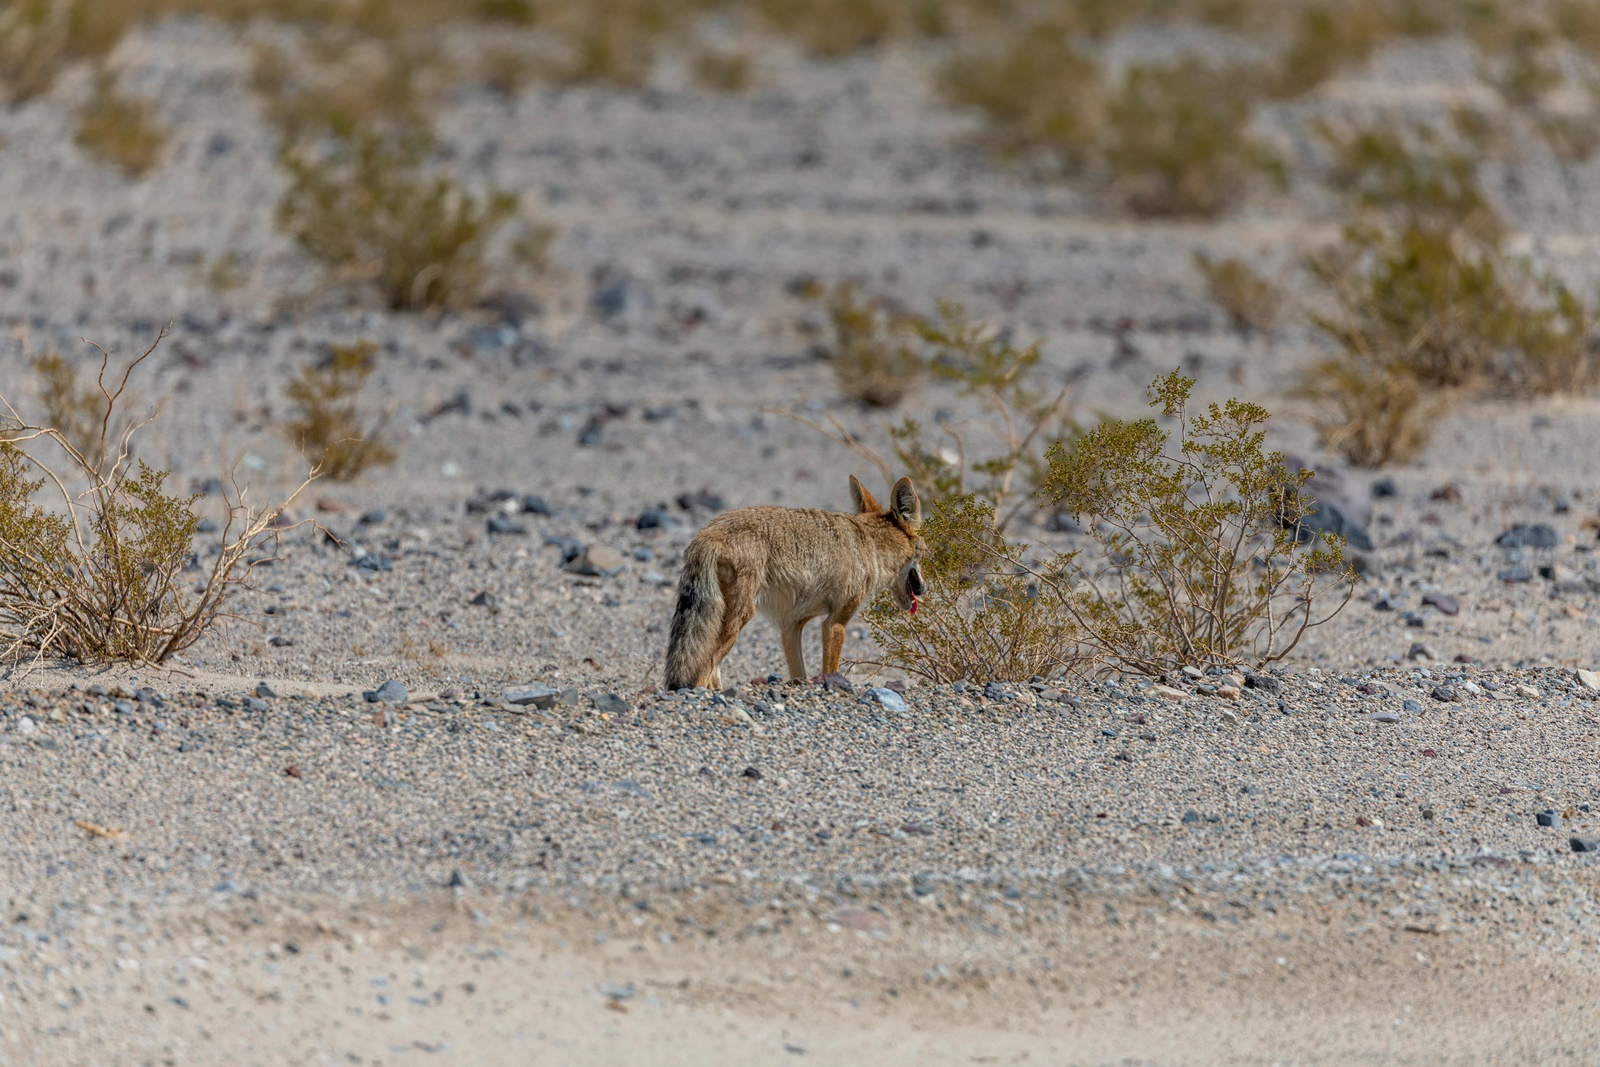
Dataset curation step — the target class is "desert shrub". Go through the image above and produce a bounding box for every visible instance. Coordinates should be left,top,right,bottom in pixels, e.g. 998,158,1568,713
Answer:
29,352,107,463
1193,253,1284,334
938,21,1102,167
1040,372,1355,674
283,341,396,481
862,496,1081,683
1268,1,1413,99
691,46,753,92
1318,121,1501,235
1103,59,1284,217
819,283,924,408
279,126,518,311
1296,353,1440,467
0,0,135,103
74,69,168,176
0,336,311,665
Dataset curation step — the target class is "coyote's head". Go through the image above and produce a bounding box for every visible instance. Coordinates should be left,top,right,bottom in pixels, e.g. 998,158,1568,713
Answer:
850,474,925,614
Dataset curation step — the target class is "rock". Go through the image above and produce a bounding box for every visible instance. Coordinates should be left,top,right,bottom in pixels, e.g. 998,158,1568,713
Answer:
522,494,554,515
268,635,295,647
636,506,678,530
815,672,853,693
1406,642,1433,661
487,515,528,535
1043,511,1085,533
569,545,626,577
1430,685,1458,702
1537,810,1558,828
1150,684,1188,700
545,535,584,564
363,680,407,703
1496,524,1559,549
676,489,726,512
1182,809,1201,824
1181,666,1205,680
829,907,891,936
1217,685,1241,700
1420,592,1459,616
1283,457,1374,551
353,553,394,572
255,682,278,698
1576,669,1600,692
1367,710,1401,723
593,693,629,714
503,684,560,709
447,868,471,889
1571,837,1600,853
741,766,762,780
866,687,907,712
244,697,269,712
1244,673,1281,695
1498,566,1534,583
1514,683,1541,699
469,590,499,609
1402,699,1423,713
592,272,653,324
1370,477,1398,498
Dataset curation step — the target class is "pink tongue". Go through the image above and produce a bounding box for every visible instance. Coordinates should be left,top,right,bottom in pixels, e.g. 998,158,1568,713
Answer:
909,596,919,615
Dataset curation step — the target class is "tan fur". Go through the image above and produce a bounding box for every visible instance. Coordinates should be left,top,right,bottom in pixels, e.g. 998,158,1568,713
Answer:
663,475,922,690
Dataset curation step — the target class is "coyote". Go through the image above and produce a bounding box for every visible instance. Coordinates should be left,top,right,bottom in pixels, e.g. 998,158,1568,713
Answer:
663,475,925,690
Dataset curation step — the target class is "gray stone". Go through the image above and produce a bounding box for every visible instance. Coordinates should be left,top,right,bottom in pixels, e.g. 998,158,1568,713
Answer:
568,545,626,577
255,682,278,698
1498,566,1534,583
363,680,407,703
1367,710,1401,723
503,684,560,709
1244,673,1281,695
866,687,907,712
1496,524,1559,549
1420,592,1459,616
1571,837,1600,853
1402,699,1423,713
1536,810,1558,827
486,515,528,535
593,693,629,714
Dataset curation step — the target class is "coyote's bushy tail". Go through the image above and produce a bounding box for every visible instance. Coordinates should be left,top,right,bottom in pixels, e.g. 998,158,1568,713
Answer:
663,539,723,690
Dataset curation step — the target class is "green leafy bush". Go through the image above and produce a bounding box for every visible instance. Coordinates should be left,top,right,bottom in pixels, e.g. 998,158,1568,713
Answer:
279,126,518,311
0,337,310,665
1041,372,1355,675
283,341,396,481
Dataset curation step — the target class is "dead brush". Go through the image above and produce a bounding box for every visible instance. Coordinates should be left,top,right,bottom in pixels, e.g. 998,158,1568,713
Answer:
1193,253,1284,335
283,341,396,482
818,283,924,408
1296,349,1443,468
0,0,135,103
278,125,518,311
0,334,313,666
75,69,168,177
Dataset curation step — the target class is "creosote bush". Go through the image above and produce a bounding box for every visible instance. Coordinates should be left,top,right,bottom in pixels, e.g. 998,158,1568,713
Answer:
74,69,168,176
0,336,311,665
1039,372,1355,675
279,127,518,311
283,341,396,481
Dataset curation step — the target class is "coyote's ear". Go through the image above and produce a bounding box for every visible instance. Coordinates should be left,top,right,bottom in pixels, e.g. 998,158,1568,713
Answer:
889,477,921,531
849,474,881,514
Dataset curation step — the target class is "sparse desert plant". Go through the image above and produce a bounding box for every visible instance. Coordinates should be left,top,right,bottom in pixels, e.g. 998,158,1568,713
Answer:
820,283,923,408
1194,253,1284,334
0,0,133,103
862,496,1082,683
29,352,107,463
1296,353,1440,467
0,335,312,665
1041,372,1356,674
283,341,396,481
75,69,168,176
279,125,518,310
692,46,753,92
1103,59,1284,217
1318,120,1502,235
939,22,1102,167
1268,1,1409,99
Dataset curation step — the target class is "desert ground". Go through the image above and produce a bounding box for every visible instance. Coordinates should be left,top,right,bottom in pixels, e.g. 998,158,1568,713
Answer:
4,6,1600,1064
